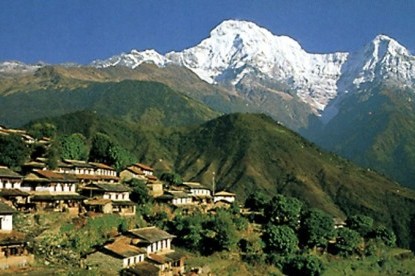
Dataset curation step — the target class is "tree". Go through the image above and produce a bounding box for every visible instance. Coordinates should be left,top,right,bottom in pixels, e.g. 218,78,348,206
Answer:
209,209,239,252
369,226,397,247
264,194,303,228
346,214,374,238
109,145,137,171
159,172,182,185
262,224,298,255
89,133,113,164
299,208,335,249
283,255,324,276
60,133,88,160
245,191,268,211
333,228,362,256
27,122,56,139
128,178,151,205
46,141,61,169
171,213,206,252
0,134,30,168
239,237,265,265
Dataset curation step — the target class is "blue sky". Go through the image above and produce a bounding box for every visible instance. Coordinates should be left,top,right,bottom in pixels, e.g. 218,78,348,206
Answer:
1,0,415,64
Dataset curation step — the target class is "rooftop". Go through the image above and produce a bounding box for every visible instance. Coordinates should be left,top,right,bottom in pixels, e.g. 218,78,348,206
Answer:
0,166,22,179
128,226,175,243
181,181,210,190
214,191,236,197
133,163,154,172
30,170,77,182
125,262,160,276
125,166,145,175
84,183,131,192
104,235,146,258
0,189,29,197
0,201,16,214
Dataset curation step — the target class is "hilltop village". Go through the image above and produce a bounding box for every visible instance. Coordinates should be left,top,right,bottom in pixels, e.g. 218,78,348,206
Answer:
0,125,236,275
0,124,413,275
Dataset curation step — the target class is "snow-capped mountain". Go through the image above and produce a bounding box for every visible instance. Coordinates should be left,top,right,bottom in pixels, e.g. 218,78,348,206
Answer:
89,20,415,116
3,20,414,119
0,61,43,74
91,49,169,68
339,34,415,91
166,20,348,111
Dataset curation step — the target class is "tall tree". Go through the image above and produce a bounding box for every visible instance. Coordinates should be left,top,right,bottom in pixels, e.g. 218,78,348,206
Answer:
299,208,335,249
60,133,88,160
264,194,303,228
89,133,113,164
0,134,30,168
333,228,362,256
27,122,57,139
209,209,239,252
262,224,298,255
127,178,150,205
346,214,374,238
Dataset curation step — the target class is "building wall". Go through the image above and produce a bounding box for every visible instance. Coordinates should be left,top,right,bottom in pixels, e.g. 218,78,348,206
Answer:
0,214,13,231
122,254,145,268
104,192,130,201
214,196,235,203
190,189,211,196
172,197,192,205
146,238,172,254
0,254,34,270
0,179,21,189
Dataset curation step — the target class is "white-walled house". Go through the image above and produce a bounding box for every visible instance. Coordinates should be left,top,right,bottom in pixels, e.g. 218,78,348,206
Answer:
180,182,212,197
0,202,15,232
102,235,146,268
213,191,236,204
21,170,84,213
0,166,23,190
127,227,175,255
82,183,135,216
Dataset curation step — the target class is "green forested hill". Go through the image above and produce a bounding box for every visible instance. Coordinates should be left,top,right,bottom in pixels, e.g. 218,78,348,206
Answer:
0,79,219,127
306,85,415,189
26,111,415,249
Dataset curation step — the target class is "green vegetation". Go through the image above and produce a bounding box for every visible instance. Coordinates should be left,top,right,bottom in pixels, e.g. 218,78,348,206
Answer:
0,79,219,127
59,133,89,160
0,133,31,168
19,112,415,251
307,85,415,189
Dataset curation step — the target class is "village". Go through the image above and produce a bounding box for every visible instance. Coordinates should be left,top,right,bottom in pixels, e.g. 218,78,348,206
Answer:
0,125,238,275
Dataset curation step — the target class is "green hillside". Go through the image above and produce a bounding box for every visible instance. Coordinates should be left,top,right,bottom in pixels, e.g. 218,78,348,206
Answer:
0,79,219,127
0,65,315,131
26,112,415,249
307,85,415,189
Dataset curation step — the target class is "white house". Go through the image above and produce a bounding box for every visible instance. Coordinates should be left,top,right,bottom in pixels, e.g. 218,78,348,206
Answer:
213,191,236,203
0,166,23,190
0,202,15,232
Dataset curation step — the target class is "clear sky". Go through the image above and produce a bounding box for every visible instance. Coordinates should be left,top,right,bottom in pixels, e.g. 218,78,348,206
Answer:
1,0,415,64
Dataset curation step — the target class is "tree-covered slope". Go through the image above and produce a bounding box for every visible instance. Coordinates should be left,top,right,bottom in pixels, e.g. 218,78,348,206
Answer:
25,112,415,249
0,79,219,127
306,85,415,189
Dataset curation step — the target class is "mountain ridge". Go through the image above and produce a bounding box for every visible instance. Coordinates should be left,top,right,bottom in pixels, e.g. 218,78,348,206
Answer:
3,19,415,119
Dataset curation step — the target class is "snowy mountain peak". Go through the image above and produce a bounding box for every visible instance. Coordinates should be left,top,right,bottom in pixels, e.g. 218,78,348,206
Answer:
368,34,410,58
0,61,43,75
91,49,168,69
88,20,415,116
